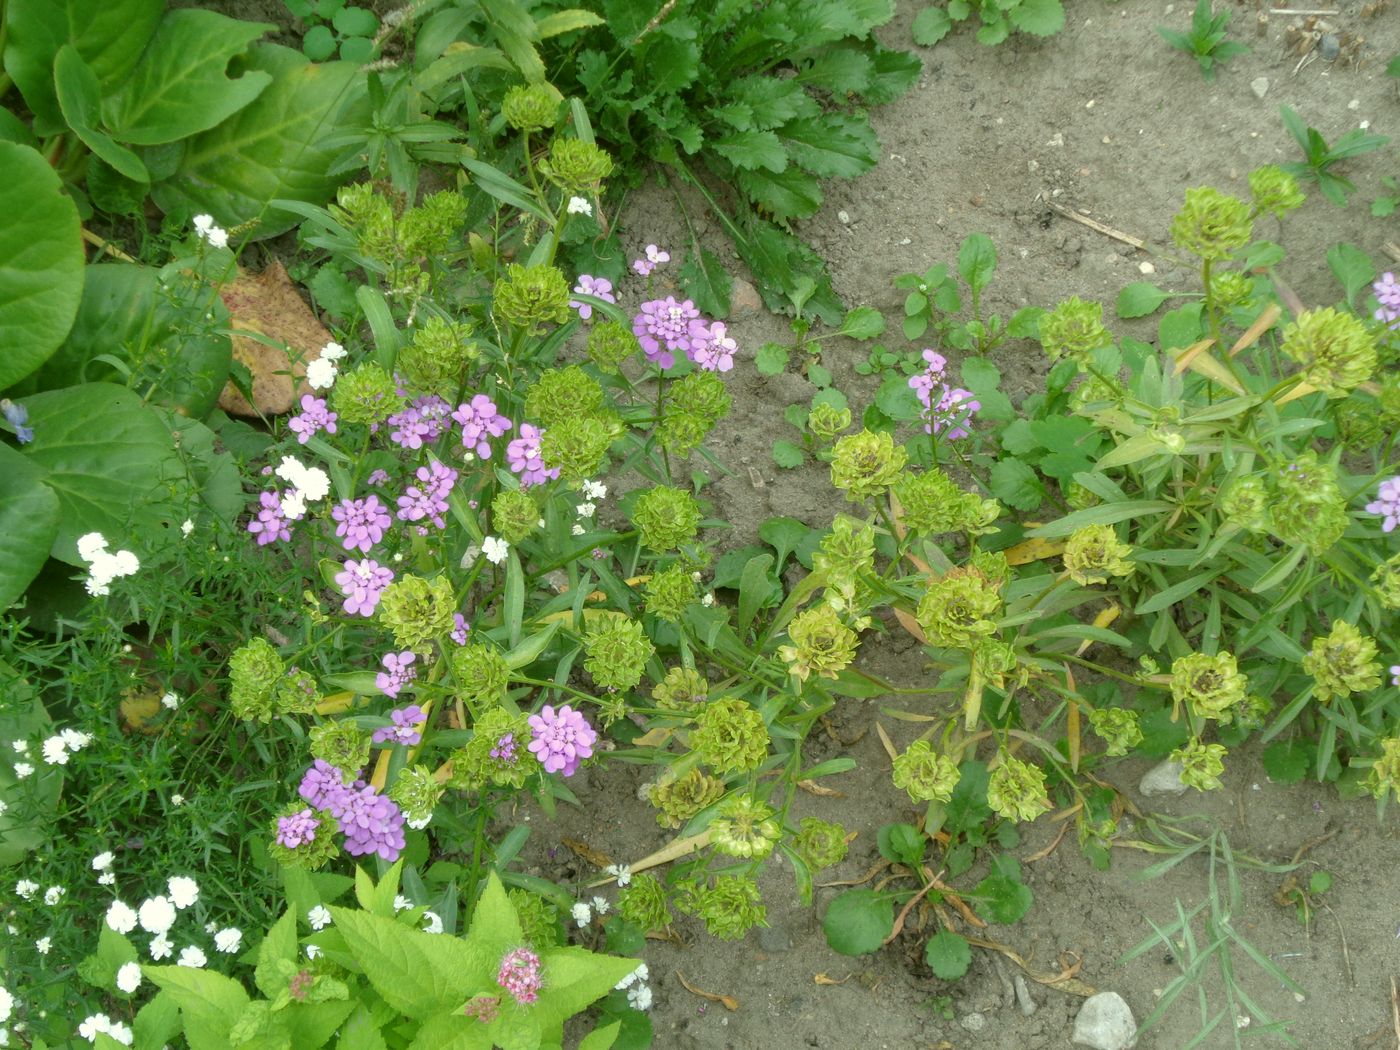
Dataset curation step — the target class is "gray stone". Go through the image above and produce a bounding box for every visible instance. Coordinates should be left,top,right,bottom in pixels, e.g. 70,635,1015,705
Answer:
729,277,763,317
1320,34,1340,61
1073,992,1137,1050
1250,77,1269,99
959,1012,987,1032
758,925,794,952
1138,759,1190,797
1014,974,1038,1016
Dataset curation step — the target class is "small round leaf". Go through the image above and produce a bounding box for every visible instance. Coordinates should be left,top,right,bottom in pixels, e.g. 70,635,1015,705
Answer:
822,888,893,956
924,930,972,980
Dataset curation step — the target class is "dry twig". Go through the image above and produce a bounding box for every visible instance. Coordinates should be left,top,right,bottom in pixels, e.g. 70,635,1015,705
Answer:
1042,200,1147,250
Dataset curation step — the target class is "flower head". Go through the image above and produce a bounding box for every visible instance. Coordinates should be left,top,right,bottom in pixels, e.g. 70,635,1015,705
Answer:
892,740,961,803
115,961,142,994
288,394,338,444
570,275,615,320
335,558,394,617
137,896,177,935
452,394,512,457
632,297,701,369
632,244,670,276
333,496,392,553
689,320,738,372
497,948,543,1005
372,702,425,744
506,423,560,487
1366,477,1400,533
167,876,199,910
527,704,596,776
1303,620,1382,702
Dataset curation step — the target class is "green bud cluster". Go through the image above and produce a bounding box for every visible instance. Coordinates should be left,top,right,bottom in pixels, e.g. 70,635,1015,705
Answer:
310,721,372,774
777,604,859,683
916,568,1002,649
658,370,732,457
229,637,286,722
645,565,699,623
691,697,769,774
332,363,404,427
1087,707,1143,757
586,320,641,373
491,489,541,545
501,84,559,132
266,803,340,870
1219,475,1270,532
584,617,654,692
398,316,477,398
1279,307,1377,398
449,705,531,790
1207,271,1254,310
1371,553,1400,610
451,644,512,707
398,191,468,259
1038,296,1111,364
509,887,562,948
617,873,672,931
986,756,1052,823
1172,739,1227,791
1067,373,1124,414
1270,454,1347,555
525,366,606,427
330,183,397,264
830,429,906,502
387,764,444,824
276,667,322,716
378,574,456,654
631,485,702,551
807,402,852,441
539,138,614,193
541,414,614,482
1363,736,1400,803
1302,620,1382,703
891,740,960,803
650,768,725,828
651,666,708,710
790,817,849,871
684,875,765,941
1170,186,1252,261
812,515,876,607
1247,165,1305,218
492,263,571,333
1171,651,1248,723
894,469,999,536
1062,524,1134,586
709,794,780,859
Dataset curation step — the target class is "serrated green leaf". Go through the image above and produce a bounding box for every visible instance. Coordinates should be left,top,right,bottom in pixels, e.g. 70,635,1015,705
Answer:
822,888,893,955
794,44,872,96
133,991,182,1049
715,129,787,172
863,45,921,104
924,930,972,978
255,911,298,999
1261,739,1309,784
331,907,480,1020
637,30,699,94
841,307,885,340
974,873,1033,925
335,1005,390,1050
735,218,844,325
778,113,878,179
772,440,805,468
912,6,953,44
145,966,250,1050
959,358,1014,422
875,371,923,421
735,166,822,222
755,342,790,376
1116,281,1172,319
726,76,818,131
1009,0,1065,36
679,247,732,318
989,459,1044,511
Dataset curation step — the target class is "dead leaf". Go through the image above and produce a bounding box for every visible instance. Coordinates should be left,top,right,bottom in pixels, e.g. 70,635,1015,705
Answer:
585,829,712,887
217,259,329,416
1004,536,1067,565
964,937,1096,997
631,727,674,749
817,859,890,888
675,971,739,1010
814,973,850,985
120,691,163,733
798,778,845,798
562,838,613,869
892,605,927,643
1229,302,1281,356
874,721,899,762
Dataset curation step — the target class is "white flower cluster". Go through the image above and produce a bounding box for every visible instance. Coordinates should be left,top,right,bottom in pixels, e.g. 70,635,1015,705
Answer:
482,535,510,565
9,740,33,781
572,480,608,536
192,213,228,250
77,532,139,596
306,340,347,391
567,196,593,216
274,455,331,521
604,863,631,887
615,962,652,1010
101,877,233,970
78,1012,133,1045
40,728,92,766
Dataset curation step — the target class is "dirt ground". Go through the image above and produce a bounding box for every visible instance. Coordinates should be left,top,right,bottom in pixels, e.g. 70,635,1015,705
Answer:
535,2,1400,1048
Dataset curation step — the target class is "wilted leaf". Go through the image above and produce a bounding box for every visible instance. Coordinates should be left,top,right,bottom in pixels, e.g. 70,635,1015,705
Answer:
217,259,331,416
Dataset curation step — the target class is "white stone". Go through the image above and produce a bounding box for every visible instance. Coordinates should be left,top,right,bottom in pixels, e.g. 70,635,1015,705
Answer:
1138,261,1156,275
1250,77,1269,100
1139,759,1190,797
837,210,852,225
1073,992,1138,1050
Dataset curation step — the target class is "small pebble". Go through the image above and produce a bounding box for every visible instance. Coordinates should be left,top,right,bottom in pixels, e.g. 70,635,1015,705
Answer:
1138,261,1156,275
1073,992,1138,1050
837,210,851,225
1250,77,1269,100
1319,34,1339,61
1348,98,1361,111
959,1012,987,1032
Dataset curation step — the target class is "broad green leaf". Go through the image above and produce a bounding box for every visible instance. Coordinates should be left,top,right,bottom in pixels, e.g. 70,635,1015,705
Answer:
406,1013,492,1050
535,946,640,1027
287,999,358,1050
105,10,273,145
333,7,380,36
1261,739,1309,784
679,247,732,318
959,358,1014,422
579,1021,621,1050
1157,303,1204,352
0,142,85,388
798,0,896,42
726,76,819,131
0,446,60,610
840,306,885,340
875,371,922,421
715,129,787,172
822,888,893,955
255,911,298,999
1009,0,1065,36
772,439,804,468
735,219,843,325
52,46,150,182
795,44,873,96
759,516,811,568
133,991,182,1050
862,44,922,104
145,966,251,1050
924,930,973,978
535,9,605,37
754,342,789,376
912,6,953,45
151,44,365,239
957,233,997,294
1326,242,1373,306
974,873,1033,925
77,924,139,991
465,870,523,956
1116,281,1172,319
330,907,479,1020
336,1005,390,1050
778,114,878,179
989,459,1044,511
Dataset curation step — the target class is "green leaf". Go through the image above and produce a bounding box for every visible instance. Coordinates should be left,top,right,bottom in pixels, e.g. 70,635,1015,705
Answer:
407,1013,492,1050
78,923,139,991
989,459,1045,511
957,233,997,294
331,907,479,1020
535,946,641,1029
974,873,1033,925
874,371,923,421
1028,500,1173,538
771,440,805,468
944,760,991,833
145,966,251,1050
959,358,1014,422
578,1021,621,1050
877,822,925,868
840,306,885,340
335,1005,390,1050
0,142,85,389
735,218,843,325
303,25,337,62
52,46,150,182
822,888,894,956
1008,0,1065,36
1261,739,1309,785
133,991,182,1050
924,930,973,979
105,10,273,144
679,247,732,318
0,446,60,610
333,7,380,36
288,1000,358,1050
735,166,823,223
777,114,878,179
727,75,819,131
760,516,811,570
912,6,953,45
254,911,298,999
1326,242,1373,306
794,44,873,96
1116,281,1172,319
151,44,366,239
755,342,790,376
715,129,787,172
1158,303,1204,351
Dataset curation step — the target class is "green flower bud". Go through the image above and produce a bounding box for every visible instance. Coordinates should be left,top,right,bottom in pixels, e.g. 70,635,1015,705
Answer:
584,617,655,692
1220,475,1270,532
525,366,605,427
540,413,613,482
1302,620,1382,703
451,644,512,708
229,637,285,722
651,666,708,710
631,485,701,551
1335,398,1387,451
501,84,559,132
709,794,780,859
539,138,614,193
1038,296,1111,364
790,817,849,871
659,370,731,456
916,568,1002,649
645,565,699,623
812,515,876,605
972,637,1019,688
586,320,641,373
986,756,1053,823
509,887,562,948
807,402,852,441
1087,707,1143,757
310,721,372,773
1279,307,1377,397
777,604,860,683
332,362,404,426
650,767,726,828
266,802,340,870
398,316,477,398
276,667,322,716
1247,165,1305,218
1068,373,1123,413
331,183,398,264
1170,186,1252,262
1171,651,1248,722
1207,270,1254,310
377,574,456,654
893,469,993,535
891,740,960,804
830,429,907,502
491,488,540,546
1363,736,1400,803
1171,739,1227,791
387,764,444,825
1371,553,1400,610
694,875,765,941
691,697,769,775
1062,524,1135,586
399,191,468,258
449,704,531,790
493,263,571,333
1065,481,1100,510
617,872,672,931
1234,693,1273,731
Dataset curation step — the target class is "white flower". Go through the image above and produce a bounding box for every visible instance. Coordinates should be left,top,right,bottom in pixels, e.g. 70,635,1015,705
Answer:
393,895,412,913
110,550,139,576
567,196,593,216
12,763,32,780
319,341,347,361
35,937,50,955
701,592,715,607
115,961,142,994
306,357,338,391
15,880,38,900
160,692,180,711
571,902,592,927
177,946,206,968
171,794,185,807
571,523,586,536
204,921,218,934
167,876,199,909
193,214,214,233
78,1013,112,1040
9,741,28,755
583,480,607,500
576,502,596,518
591,896,610,915
422,911,444,934
148,934,173,960
627,983,652,1010
305,943,322,959
40,738,68,766
307,905,332,930
408,814,431,830
43,886,64,906
137,896,177,935
298,467,330,503
92,851,114,871
77,532,109,561
605,864,632,887
60,729,91,751
106,900,138,934
0,985,10,1022
214,928,242,954
181,519,195,537
279,489,308,521
98,872,116,886
482,536,509,565
204,227,229,250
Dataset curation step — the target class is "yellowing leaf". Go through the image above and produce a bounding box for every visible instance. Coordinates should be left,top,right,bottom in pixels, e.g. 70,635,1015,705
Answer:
1003,537,1066,565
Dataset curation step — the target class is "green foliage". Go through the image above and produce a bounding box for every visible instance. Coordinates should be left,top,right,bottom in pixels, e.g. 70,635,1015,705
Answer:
1279,104,1390,207
913,0,1065,47
283,0,381,63
1156,0,1248,81
893,234,1042,353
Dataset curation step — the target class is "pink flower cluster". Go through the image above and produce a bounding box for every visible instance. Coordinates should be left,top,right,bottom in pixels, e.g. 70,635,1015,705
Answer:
1366,476,1400,533
275,807,321,849
335,558,394,616
506,423,559,488
388,395,453,450
374,652,418,699
397,460,457,530
527,704,596,776
298,760,407,861
333,495,392,553
496,948,543,1005
908,349,980,439
248,490,292,546
372,703,425,745
288,394,338,444
570,275,616,320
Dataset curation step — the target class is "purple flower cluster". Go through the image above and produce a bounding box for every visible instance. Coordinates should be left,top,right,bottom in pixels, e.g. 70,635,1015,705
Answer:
367,468,391,487
397,460,457,529
275,807,321,849
570,275,616,320
333,496,392,553
452,394,512,458
506,423,559,488
908,349,980,439
631,244,670,277
298,759,406,861
490,733,518,763
1374,273,1400,328
372,703,425,746
288,394,338,444
248,490,291,545
632,297,701,369
691,320,737,373
527,704,596,776
335,558,394,616
375,651,417,698
388,395,453,450
451,613,470,646
1366,476,1400,533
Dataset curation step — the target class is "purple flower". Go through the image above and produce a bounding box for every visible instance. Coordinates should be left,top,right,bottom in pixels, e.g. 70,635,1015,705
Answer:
334,558,394,617
570,275,616,320
1366,476,1400,533
689,320,737,372
288,394,338,444
333,496,392,553
276,808,321,849
248,490,291,546
397,461,457,528
506,423,559,488
375,651,417,698
631,244,670,277
490,733,518,763
2,399,34,444
527,704,596,776
1374,273,1400,327
497,947,542,1004
452,394,512,458
299,759,355,811
1391,664,1400,688
632,297,701,369
373,703,425,745
451,613,470,645
367,468,391,487
388,395,453,450
337,782,407,861
930,386,981,440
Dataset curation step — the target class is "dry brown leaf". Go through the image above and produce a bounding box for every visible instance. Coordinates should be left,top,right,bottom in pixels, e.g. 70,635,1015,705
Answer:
892,605,927,643
1003,536,1067,565
964,937,1096,997
119,691,163,733
814,973,850,985
1229,302,1281,356
874,721,898,762
562,837,613,869
1024,820,1071,863
585,829,712,887
631,727,674,749
675,971,739,1010
217,259,329,416
797,778,845,798
817,859,890,888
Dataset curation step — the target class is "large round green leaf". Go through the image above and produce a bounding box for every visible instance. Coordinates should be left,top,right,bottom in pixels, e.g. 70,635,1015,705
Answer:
0,444,61,609
0,142,85,390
